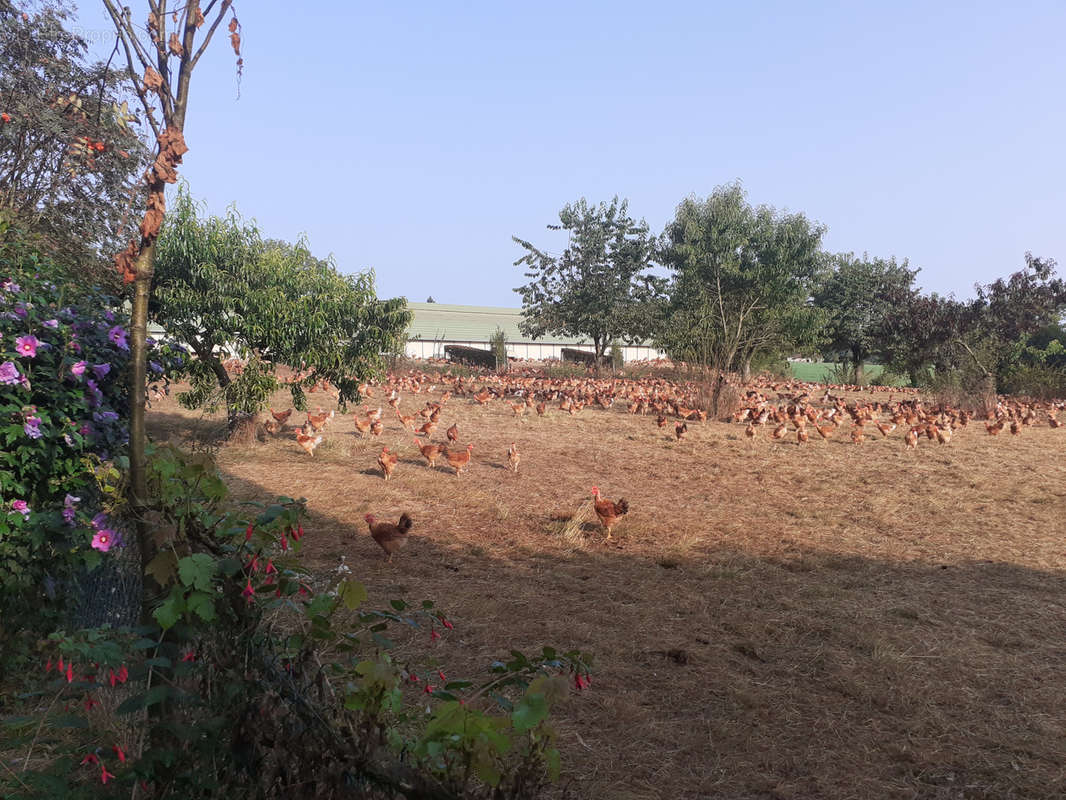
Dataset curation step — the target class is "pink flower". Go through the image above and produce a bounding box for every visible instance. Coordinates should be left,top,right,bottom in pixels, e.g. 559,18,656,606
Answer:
430,630,441,641
245,523,254,541
113,745,126,763
80,754,99,766
242,578,255,603
10,499,29,519
91,529,114,552
14,334,38,358
100,764,115,784
71,360,87,377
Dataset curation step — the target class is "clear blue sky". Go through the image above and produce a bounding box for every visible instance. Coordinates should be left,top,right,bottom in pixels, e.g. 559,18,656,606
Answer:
76,1,1065,306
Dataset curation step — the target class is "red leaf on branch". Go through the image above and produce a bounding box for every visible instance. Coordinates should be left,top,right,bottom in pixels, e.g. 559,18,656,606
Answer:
143,67,163,92
168,32,184,57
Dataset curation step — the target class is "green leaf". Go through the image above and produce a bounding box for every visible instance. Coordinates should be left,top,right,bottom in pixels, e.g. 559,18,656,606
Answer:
145,550,179,586
339,579,368,610
512,692,548,733
186,591,216,622
50,713,88,729
177,553,216,591
154,589,184,630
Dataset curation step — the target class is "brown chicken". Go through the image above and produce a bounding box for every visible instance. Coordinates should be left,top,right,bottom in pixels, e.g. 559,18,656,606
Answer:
535,401,547,416
365,512,413,562
508,442,520,473
905,428,919,449
296,431,323,456
353,415,372,437
370,419,384,437
796,425,809,444
306,408,334,432
271,408,293,425
446,422,459,442
590,487,629,540
675,421,688,441
443,443,474,477
377,446,399,480
415,438,444,468
656,414,668,429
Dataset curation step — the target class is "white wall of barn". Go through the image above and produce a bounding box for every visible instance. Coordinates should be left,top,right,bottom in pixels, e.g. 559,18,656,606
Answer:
404,339,666,362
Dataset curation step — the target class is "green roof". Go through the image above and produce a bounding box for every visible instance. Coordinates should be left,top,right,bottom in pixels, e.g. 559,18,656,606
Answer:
406,302,589,345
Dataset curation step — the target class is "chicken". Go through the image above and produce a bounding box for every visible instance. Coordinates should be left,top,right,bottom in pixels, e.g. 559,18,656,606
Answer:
986,419,1004,436
416,421,436,438
656,414,668,429
904,428,919,449
745,422,757,447
271,408,293,425
772,423,787,440
508,442,520,473
850,426,865,445
370,420,384,437
590,487,629,540
443,443,474,477
306,408,334,432
365,512,413,563
675,421,688,441
446,422,459,442
377,446,399,480
353,415,372,437
874,421,896,438
535,401,547,416
935,425,952,445
296,431,323,456
396,411,417,431
510,402,526,417
796,425,809,444
414,438,444,468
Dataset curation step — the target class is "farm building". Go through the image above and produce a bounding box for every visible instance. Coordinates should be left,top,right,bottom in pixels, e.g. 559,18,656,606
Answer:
404,302,665,362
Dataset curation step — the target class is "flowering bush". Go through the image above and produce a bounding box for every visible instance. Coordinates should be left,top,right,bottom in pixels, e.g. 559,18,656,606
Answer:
0,239,182,616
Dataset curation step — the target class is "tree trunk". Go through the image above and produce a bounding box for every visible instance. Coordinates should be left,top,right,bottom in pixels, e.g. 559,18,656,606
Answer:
128,241,157,622
851,346,865,384
741,356,752,383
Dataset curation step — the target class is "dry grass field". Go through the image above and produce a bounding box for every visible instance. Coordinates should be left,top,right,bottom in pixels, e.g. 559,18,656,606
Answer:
148,373,1066,800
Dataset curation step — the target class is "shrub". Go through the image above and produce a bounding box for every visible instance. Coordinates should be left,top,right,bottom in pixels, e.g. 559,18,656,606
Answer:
491,326,509,373
4,444,590,799
0,239,179,621
445,344,496,369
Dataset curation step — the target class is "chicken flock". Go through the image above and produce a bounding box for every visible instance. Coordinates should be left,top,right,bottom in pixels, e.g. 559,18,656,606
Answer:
253,366,1063,562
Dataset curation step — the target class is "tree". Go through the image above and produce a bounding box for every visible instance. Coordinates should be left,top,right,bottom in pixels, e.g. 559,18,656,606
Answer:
657,183,825,395
0,2,148,280
513,197,662,364
812,252,918,382
153,187,411,424
100,0,242,619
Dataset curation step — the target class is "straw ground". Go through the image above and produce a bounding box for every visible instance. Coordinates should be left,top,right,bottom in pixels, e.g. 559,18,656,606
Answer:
147,379,1066,800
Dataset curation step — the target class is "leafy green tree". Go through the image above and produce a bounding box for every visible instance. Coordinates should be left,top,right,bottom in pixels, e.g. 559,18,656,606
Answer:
812,252,918,382
0,2,148,281
153,187,411,426
657,183,825,393
513,197,662,365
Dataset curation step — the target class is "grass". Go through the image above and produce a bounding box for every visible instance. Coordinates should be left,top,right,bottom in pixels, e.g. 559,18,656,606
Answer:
787,360,890,384
145,376,1066,800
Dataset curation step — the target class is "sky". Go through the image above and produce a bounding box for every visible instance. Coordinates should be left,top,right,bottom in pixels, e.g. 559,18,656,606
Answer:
74,1,1066,307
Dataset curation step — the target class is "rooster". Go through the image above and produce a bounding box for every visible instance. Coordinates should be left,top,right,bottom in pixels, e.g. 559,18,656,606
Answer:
296,431,323,456
377,446,398,480
590,487,628,540
414,438,444,468
507,442,520,473
443,443,474,477
365,512,413,563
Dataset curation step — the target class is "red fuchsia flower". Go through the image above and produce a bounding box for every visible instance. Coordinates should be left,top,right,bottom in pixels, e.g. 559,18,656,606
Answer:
298,583,310,597
100,764,115,784
14,334,39,358
280,532,288,551
294,524,304,541
116,664,128,683
430,630,441,642
66,663,74,682
246,554,260,573
245,523,254,541
408,673,419,683
80,753,99,765
181,651,196,663
441,618,454,630
45,659,52,672
57,656,64,671
85,696,98,711
423,684,435,694
113,745,126,763
438,670,447,682
573,673,591,691
242,578,255,603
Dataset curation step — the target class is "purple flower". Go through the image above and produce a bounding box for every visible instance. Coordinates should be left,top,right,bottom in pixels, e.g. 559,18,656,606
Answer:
91,529,115,552
63,494,80,526
0,361,19,385
13,305,27,318
149,360,163,374
43,319,59,329
71,360,87,377
91,363,111,379
85,379,103,407
91,512,109,529
93,410,119,424
104,310,115,322
10,500,29,519
146,337,156,346
107,326,128,351
14,334,38,358
1,279,19,293
23,415,42,439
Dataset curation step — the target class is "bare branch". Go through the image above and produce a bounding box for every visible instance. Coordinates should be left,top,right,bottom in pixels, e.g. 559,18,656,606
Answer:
189,0,233,70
